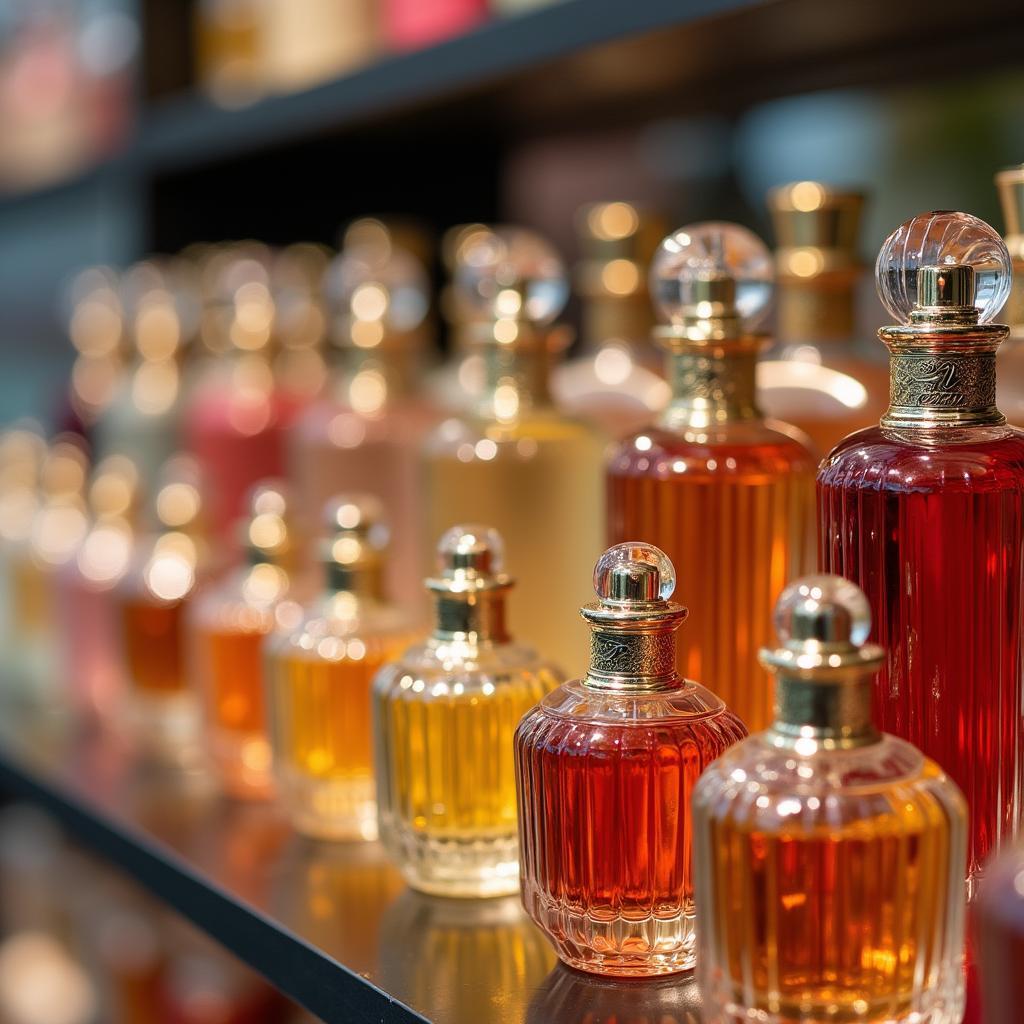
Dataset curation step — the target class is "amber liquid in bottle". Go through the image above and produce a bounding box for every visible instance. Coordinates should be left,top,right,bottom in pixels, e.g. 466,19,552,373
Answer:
123,598,186,694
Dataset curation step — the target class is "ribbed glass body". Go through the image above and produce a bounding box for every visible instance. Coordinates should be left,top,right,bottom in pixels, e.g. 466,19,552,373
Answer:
264,593,415,840
514,680,746,975
819,425,1024,887
424,410,604,674
374,637,561,896
693,732,968,1024
607,422,815,731
975,844,1024,1024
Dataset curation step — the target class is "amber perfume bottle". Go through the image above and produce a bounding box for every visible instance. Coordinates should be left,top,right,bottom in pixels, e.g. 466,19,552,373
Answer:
289,219,438,609
117,456,207,762
819,211,1024,893
553,202,669,437
994,166,1024,425
607,222,816,732
189,483,305,799
759,182,889,454
374,525,561,897
514,542,747,976
264,495,417,840
693,574,967,1024
423,226,605,673
976,844,1024,1024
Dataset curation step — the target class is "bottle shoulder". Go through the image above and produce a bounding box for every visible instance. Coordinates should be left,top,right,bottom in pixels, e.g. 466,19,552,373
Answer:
424,409,604,458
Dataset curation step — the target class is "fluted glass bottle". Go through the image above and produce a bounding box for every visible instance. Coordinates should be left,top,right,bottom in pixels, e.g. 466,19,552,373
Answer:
818,211,1024,891
694,575,968,1024
289,219,439,609
265,496,417,840
423,226,605,674
374,525,561,896
758,182,888,454
608,222,815,732
189,482,305,799
515,543,747,976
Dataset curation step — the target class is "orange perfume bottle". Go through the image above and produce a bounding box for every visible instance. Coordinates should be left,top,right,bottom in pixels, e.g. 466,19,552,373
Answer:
514,543,747,976
289,219,438,610
607,222,816,732
374,525,562,897
423,225,605,674
758,182,888,454
264,496,417,840
189,483,305,799
694,575,968,1024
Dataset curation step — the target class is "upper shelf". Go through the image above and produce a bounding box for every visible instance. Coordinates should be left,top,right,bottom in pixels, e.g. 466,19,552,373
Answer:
0,703,706,1024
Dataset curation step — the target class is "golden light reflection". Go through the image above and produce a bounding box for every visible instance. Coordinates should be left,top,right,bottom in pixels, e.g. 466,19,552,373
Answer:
348,369,387,416
31,503,88,567
789,180,828,212
135,295,181,361
588,201,640,241
757,360,869,410
156,481,201,529
600,258,640,296
350,283,389,322
77,520,132,586
131,359,180,415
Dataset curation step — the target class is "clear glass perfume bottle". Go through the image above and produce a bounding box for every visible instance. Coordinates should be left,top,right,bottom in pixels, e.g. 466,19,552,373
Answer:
994,165,1024,425
374,524,562,897
975,843,1024,1024
514,542,747,976
818,210,1024,893
758,182,889,454
607,222,816,733
552,202,670,437
116,455,207,762
693,574,968,1024
288,219,439,610
189,482,305,799
264,495,417,840
423,225,606,674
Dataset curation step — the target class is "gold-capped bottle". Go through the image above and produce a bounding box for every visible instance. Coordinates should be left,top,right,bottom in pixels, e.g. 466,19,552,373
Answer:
265,495,417,840
189,482,305,800
759,182,888,453
423,226,605,673
515,542,747,976
374,524,562,897
693,575,968,1024
995,165,1024,424
607,222,816,732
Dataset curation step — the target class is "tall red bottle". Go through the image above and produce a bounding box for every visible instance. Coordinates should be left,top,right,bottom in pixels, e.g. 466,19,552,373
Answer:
818,210,1024,894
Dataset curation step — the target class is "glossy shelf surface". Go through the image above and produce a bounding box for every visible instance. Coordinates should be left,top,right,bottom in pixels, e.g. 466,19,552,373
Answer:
0,701,706,1023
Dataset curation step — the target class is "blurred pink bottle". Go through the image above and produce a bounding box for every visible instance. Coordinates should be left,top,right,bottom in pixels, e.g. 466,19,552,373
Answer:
382,0,487,50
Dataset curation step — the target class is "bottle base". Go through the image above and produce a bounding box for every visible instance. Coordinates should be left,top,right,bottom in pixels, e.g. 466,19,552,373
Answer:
707,988,965,1024
382,821,520,898
525,888,695,976
277,769,378,841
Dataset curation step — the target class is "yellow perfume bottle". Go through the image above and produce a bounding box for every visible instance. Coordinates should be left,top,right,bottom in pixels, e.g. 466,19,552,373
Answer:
189,482,305,800
374,525,562,896
265,495,417,840
422,225,605,673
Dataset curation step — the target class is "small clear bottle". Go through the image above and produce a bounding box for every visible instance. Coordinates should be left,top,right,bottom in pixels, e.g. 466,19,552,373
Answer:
514,542,747,976
374,524,562,897
693,575,968,1024
189,482,306,800
265,495,418,840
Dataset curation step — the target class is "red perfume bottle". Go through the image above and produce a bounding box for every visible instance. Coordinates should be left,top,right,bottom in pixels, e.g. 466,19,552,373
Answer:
818,210,1024,894
514,542,746,976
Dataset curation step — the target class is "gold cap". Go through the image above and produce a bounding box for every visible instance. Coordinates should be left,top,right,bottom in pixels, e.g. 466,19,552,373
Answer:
575,202,664,298
239,481,294,567
995,165,1024,260
321,494,388,597
581,543,687,692
767,182,864,275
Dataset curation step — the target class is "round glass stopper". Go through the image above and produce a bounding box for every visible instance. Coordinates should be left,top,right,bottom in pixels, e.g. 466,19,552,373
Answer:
436,524,505,577
450,225,568,325
875,210,1011,324
649,221,773,327
774,574,871,648
593,542,675,603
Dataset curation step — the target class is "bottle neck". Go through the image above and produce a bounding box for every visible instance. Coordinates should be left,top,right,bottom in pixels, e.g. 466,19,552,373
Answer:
776,275,856,346
475,341,554,420
770,674,879,750
431,589,509,645
333,345,417,402
661,346,760,430
324,560,384,601
581,604,685,693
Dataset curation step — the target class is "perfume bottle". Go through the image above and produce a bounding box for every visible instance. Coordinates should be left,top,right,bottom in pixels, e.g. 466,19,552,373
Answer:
423,225,605,673
994,166,1024,425
117,456,207,762
289,219,438,609
818,210,1024,892
264,495,417,840
189,482,305,799
374,525,562,897
607,222,816,732
693,574,968,1024
758,182,889,454
514,542,747,976
975,843,1024,1024
552,202,670,437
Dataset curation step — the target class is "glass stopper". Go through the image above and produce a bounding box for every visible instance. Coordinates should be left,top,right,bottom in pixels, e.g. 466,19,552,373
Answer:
773,574,871,648
436,524,505,578
649,221,773,328
593,542,675,604
450,225,568,325
875,211,1011,324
